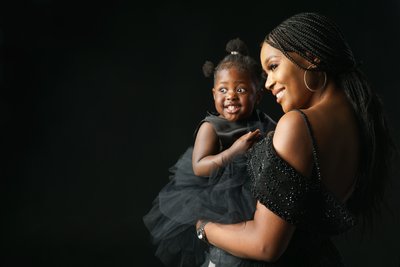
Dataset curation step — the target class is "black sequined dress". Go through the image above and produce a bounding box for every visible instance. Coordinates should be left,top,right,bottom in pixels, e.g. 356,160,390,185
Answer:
239,109,356,267
143,110,276,267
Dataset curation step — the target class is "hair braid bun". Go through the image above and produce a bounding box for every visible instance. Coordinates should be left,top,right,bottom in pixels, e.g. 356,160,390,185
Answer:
226,38,249,56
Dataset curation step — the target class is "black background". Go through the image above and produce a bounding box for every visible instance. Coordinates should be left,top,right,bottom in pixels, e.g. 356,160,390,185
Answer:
2,0,400,266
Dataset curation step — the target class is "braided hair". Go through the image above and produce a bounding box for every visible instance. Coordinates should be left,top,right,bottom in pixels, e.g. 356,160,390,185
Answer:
264,12,395,230
202,38,263,91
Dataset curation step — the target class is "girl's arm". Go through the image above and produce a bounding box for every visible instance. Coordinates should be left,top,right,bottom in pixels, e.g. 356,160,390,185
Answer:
192,122,260,177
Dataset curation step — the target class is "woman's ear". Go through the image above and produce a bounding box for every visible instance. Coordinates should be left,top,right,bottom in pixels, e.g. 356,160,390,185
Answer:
305,51,321,64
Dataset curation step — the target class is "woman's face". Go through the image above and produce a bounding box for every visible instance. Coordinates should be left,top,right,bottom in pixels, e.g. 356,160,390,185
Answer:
212,67,260,121
260,43,313,113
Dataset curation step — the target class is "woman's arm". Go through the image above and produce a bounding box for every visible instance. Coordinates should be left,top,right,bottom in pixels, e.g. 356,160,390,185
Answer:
201,201,295,262
199,111,314,261
192,122,260,177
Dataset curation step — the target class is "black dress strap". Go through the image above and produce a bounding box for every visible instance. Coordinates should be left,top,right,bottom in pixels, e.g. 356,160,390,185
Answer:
292,109,323,182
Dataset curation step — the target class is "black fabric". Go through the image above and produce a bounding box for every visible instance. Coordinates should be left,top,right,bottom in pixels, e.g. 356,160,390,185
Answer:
195,109,277,150
245,109,356,266
201,246,266,267
143,110,276,266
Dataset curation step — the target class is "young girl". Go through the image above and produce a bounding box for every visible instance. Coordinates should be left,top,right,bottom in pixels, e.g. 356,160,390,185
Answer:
143,38,276,266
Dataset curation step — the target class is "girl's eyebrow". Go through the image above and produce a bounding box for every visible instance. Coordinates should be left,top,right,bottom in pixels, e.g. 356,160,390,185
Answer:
217,80,247,84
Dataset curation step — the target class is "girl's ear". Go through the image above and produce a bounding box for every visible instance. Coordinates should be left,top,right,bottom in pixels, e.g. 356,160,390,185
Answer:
212,87,216,100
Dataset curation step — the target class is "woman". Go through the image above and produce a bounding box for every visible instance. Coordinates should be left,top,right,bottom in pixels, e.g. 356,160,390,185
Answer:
196,12,394,266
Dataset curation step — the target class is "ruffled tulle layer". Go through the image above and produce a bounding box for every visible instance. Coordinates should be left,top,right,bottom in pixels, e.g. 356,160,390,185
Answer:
143,146,256,266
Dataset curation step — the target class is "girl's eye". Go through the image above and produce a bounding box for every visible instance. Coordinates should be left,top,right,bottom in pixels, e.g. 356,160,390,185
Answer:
237,87,246,93
219,88,227,93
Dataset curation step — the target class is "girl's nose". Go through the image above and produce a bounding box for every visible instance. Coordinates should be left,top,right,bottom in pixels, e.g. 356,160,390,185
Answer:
226,90,238,100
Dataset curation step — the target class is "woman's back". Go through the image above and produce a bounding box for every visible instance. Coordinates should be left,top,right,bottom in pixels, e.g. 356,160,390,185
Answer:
305,87,359,202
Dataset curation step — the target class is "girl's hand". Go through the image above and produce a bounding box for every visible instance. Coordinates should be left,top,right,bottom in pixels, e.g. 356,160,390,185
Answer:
229,129,261,156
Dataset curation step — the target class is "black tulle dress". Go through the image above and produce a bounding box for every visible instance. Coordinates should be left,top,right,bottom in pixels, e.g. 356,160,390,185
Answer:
143,110,276,267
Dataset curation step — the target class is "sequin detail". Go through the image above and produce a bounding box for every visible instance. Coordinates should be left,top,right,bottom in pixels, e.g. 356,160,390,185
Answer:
246,131,355,235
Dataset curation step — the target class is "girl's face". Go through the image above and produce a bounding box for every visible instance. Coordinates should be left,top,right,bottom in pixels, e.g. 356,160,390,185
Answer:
260,43,313,113
212,67,260,122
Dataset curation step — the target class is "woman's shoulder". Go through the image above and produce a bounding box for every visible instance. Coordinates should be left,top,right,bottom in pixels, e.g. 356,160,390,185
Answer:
273,110,312,153
275,110,307,132
273,110,314,178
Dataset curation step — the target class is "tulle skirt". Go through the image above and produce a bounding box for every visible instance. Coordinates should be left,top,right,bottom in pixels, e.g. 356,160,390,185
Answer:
143,146,259,266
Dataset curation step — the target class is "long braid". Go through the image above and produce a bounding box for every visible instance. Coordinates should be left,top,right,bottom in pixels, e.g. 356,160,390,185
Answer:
339,69,394,229
264,12,395,230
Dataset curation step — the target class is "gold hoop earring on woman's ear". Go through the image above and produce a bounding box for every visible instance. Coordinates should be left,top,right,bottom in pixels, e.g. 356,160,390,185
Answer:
303,65,327,92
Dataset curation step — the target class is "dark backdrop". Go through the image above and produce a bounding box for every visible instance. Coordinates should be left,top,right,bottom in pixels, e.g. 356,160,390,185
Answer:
2,1,400,266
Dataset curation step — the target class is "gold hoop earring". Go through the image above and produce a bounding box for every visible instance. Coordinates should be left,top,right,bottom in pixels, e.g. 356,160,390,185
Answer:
303,65,327,92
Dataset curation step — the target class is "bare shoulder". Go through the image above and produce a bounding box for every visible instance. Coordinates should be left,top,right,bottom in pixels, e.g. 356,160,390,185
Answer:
273,110,313,176
195,121,216,140
193,121,219,155
273,110,309,151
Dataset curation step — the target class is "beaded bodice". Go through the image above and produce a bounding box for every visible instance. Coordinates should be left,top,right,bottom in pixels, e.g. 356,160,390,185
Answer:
246,110,355,235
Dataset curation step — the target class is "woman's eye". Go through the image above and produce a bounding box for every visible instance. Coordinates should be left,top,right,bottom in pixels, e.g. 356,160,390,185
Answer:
269,64,278,71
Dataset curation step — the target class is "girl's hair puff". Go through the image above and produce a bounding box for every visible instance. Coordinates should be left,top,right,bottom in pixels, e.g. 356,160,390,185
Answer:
202,38,263,91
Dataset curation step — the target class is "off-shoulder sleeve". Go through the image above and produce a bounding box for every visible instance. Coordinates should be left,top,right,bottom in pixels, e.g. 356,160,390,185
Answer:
246,131,312,225
246,131,356,235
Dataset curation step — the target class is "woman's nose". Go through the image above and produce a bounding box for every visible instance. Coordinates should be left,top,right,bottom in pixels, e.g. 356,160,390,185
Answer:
265,76,274,91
